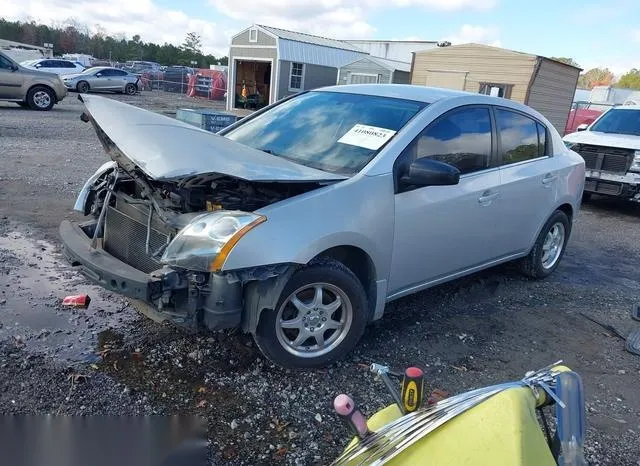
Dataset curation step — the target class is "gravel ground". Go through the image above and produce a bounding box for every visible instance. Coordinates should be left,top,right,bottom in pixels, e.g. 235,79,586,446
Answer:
1,92,639,465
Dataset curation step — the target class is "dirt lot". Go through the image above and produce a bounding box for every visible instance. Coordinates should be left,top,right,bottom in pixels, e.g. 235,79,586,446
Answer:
1,91,639,465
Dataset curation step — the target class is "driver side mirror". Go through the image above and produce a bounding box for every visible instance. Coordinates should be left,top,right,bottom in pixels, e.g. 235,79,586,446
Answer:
10,64,18,72
401,158,460,188
95,73,102,77
576,123,588,132
34,63,42,68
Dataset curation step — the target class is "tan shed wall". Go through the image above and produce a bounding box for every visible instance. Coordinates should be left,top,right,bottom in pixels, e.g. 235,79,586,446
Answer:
232,29,277,47
411,45,537,103
527,59,580,133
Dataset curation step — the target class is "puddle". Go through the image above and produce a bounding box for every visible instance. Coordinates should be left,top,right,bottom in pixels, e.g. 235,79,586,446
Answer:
0,231,139,362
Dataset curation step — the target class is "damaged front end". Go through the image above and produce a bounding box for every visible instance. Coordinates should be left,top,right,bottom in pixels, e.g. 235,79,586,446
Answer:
61,96,334,331
62,162,315,330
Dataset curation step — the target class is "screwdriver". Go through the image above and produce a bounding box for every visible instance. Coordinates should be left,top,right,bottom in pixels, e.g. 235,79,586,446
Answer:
401,367,425,413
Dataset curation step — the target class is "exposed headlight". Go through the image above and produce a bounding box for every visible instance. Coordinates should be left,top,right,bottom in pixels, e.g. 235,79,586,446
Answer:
631,150,640,172
160,211,266,272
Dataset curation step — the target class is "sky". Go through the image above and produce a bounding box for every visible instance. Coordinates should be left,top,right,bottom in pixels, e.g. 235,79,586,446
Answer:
3,0,639,75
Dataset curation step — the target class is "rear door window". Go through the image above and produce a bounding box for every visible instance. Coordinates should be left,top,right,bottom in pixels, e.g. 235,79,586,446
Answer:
495,109,544,165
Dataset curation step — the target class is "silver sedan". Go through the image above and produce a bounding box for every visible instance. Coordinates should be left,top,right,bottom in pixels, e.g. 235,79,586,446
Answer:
61,86,585,368
62,67,139,95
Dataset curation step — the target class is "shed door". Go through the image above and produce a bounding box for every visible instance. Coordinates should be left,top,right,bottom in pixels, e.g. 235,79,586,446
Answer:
425,70,467,90
348,73,379,84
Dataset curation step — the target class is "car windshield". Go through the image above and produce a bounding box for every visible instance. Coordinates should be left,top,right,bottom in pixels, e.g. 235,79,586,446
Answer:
224,91,426,175
590,108,640,136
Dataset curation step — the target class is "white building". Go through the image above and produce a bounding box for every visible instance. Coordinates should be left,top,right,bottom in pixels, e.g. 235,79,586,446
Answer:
345,40,437,63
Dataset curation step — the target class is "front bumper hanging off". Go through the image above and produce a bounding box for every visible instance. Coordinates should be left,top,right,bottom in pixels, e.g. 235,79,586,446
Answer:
59,219,244,330
584,169,640,200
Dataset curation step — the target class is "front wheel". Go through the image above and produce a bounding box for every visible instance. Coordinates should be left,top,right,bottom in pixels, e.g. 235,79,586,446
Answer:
253,259,369,369
27,86,55,111
124,83,137,95
518,210,571,279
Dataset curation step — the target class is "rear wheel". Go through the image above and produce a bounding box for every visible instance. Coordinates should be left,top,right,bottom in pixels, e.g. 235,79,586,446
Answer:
518,210,571,279
77,81,90,93
124,83,137,95
253,259,369,369
26,86,55,111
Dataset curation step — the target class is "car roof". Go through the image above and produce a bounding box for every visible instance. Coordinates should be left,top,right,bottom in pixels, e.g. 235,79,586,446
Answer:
38,58,76,62
317,84,474,103
318,83,547,116
608,105,640,110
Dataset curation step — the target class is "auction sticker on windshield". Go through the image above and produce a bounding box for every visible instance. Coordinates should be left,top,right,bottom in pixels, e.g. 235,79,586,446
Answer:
338,124,397,150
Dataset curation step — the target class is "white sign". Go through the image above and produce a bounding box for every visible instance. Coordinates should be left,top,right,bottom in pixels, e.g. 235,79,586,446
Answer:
338,124,397,150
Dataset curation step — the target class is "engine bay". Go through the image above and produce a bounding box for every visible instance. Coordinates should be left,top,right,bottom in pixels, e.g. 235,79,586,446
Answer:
87,169,325,223
156,174,323,213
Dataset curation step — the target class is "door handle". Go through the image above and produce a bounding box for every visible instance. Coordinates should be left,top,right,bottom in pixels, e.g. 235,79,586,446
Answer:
478,191,499,204
542,174,558,185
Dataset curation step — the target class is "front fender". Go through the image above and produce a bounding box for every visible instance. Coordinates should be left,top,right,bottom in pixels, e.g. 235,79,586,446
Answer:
221,173,395,283
73,161,117,212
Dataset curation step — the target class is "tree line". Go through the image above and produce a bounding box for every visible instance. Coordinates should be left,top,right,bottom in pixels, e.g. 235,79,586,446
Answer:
550,57,640,90
0,19,228,67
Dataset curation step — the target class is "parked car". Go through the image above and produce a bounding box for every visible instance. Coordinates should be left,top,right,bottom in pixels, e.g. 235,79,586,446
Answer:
0,50,67,110
564,101,615,135
20,58,85,76
162,66,194,93
60,85,585,368
564,105,640,202
62,67,140,95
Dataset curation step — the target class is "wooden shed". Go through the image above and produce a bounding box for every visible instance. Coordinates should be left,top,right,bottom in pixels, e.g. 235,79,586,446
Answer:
337,56,411,85
410,43,582,132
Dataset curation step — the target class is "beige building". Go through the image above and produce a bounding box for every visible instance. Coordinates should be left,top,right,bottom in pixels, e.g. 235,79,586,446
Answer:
410,43,581,132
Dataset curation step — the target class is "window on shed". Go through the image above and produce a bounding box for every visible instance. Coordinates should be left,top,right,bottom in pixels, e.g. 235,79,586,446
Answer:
348,73,380,84
249,28,258,43
289,62,304,91
496,109,542,165
479,82,513,99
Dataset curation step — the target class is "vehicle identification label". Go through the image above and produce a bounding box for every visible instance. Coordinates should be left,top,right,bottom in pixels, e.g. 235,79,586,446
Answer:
338,124,396,150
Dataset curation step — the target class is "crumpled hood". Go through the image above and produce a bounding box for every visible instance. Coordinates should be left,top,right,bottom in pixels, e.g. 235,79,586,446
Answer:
79,94,347,182
563,130,640,151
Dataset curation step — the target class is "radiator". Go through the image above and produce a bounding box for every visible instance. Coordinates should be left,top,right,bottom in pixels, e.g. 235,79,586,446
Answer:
103,196,171,274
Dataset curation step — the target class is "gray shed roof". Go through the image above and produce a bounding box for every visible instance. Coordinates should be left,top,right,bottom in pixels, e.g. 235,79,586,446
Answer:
257,25,363,52
363,56,411,72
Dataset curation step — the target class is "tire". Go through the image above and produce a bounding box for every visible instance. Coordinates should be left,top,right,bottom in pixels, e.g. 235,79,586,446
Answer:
76,81,90,93
124,83,137,95
582,192,592,203
26,86,55,111
253,259,369,369
518,210,571,279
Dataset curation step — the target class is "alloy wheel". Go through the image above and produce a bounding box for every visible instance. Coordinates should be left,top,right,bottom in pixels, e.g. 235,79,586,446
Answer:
33,90,51,109
541,222,565,270
275,283,353,358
